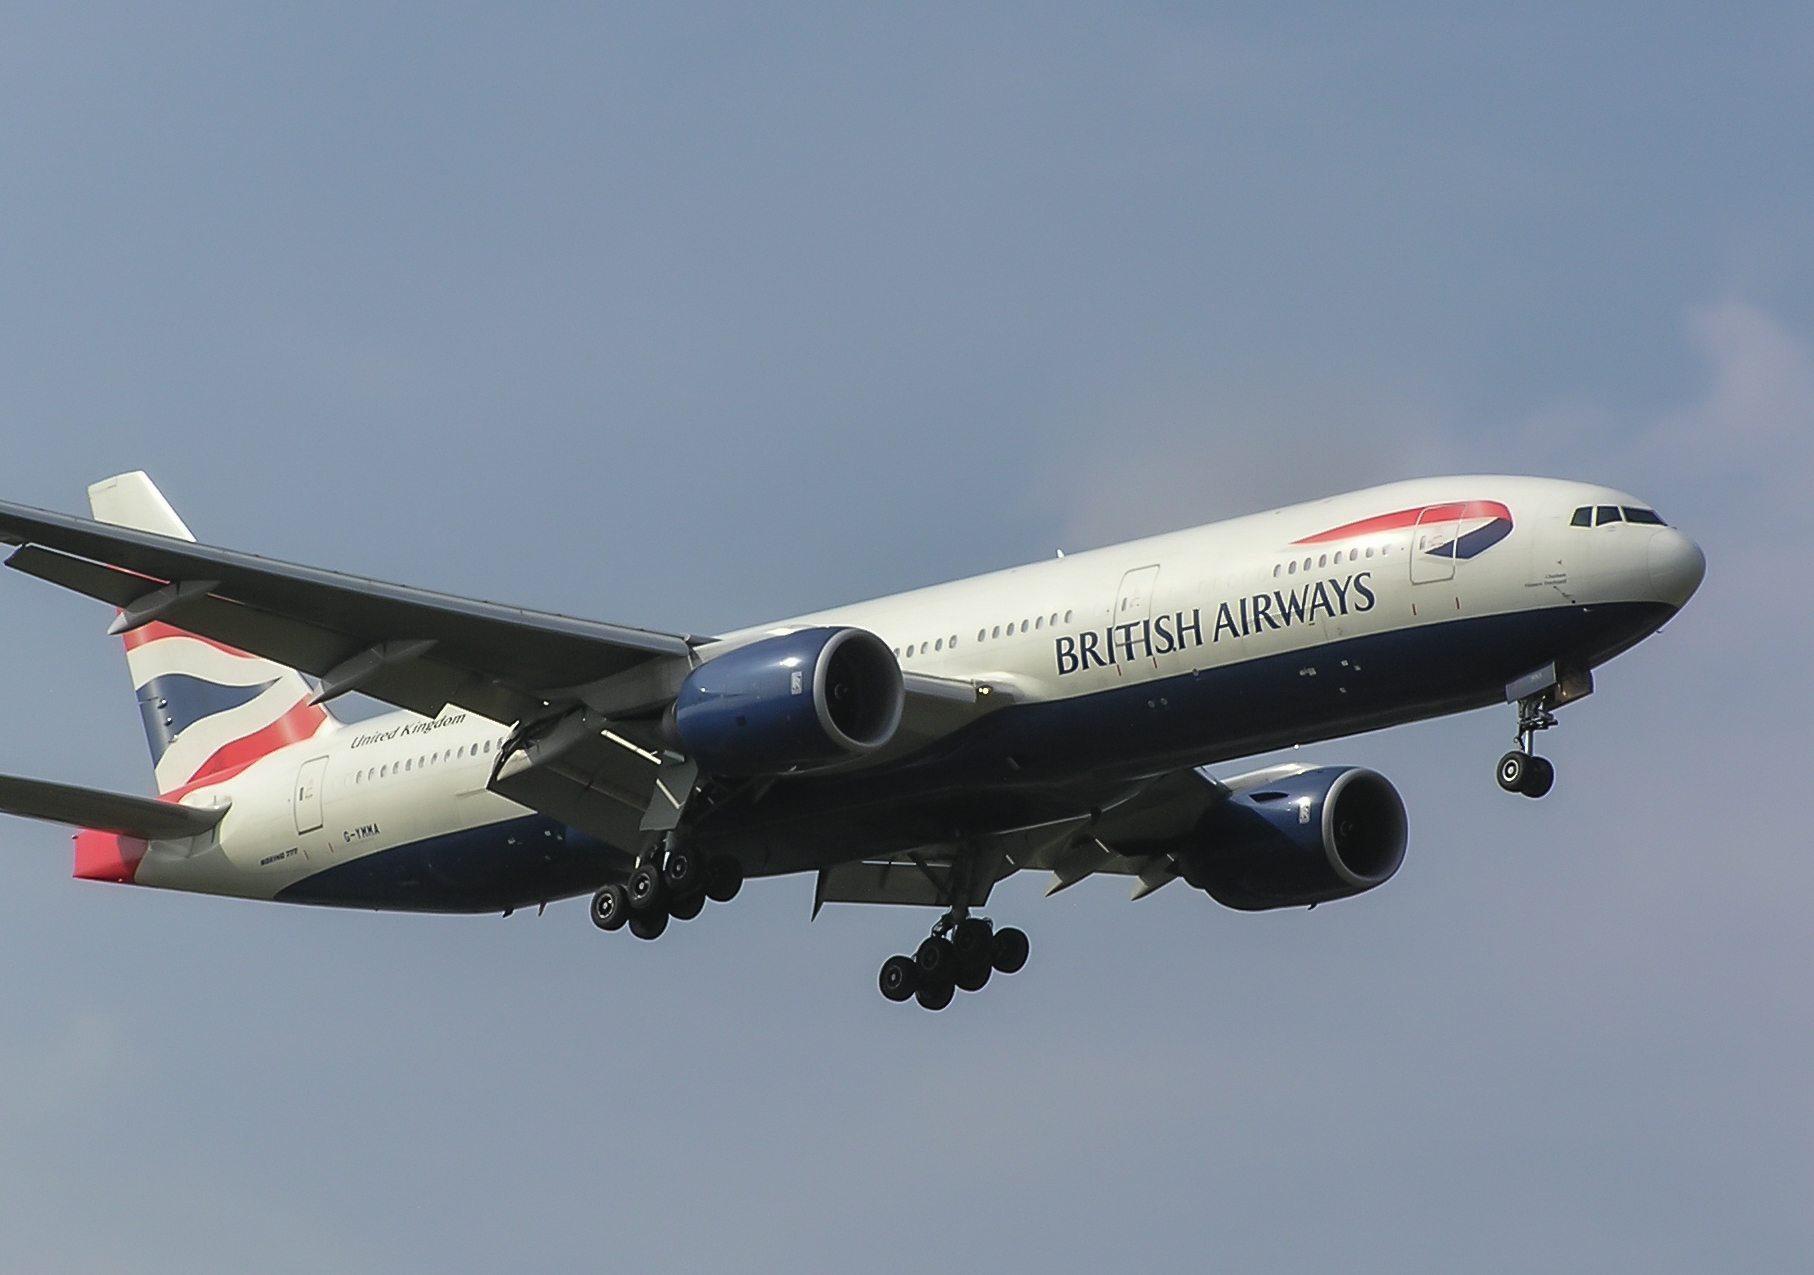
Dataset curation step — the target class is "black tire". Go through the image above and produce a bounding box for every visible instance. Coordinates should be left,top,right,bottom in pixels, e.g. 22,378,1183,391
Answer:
704,856,744,903
1522,755,1555,799
915,936,958,983
662,842,705,895
590,883,629,932
1496,751,1530,794
626,862,664,911
627,908,669,941
991,927,1029,975
668,890,705,921
916,980,954,1011
952,918,994,968
879,955,918,1002
954,961,992,992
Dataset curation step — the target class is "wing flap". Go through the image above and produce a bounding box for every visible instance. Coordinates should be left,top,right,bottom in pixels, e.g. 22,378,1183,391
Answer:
0,501,698,724
0,774,224,840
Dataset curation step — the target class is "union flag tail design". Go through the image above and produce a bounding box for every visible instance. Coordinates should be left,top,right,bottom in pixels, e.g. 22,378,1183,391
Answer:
88,472,333,795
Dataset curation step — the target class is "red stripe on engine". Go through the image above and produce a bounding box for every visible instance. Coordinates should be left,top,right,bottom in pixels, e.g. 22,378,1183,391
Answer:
1293,501,1512,545
73,829,148,883
182,698,330,786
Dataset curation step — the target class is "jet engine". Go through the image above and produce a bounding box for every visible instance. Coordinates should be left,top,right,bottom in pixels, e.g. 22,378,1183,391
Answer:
673,627,904,776
1177,766,1407,910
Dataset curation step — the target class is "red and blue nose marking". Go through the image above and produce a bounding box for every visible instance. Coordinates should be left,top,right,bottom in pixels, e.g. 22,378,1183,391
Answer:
1295,501,1513,560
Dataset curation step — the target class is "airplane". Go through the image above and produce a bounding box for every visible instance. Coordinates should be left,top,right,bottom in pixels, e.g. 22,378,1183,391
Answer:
0,472,1704,1009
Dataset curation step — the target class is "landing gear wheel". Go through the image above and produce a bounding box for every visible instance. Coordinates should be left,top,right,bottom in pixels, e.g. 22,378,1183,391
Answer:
590,883,629,932
1521,754,1555,799
661,842,704,895
954,961,992,992
627,908,669,941
915,936,958,983
1497,750,1554,798
704,856,743,903
879,955,919,1002
667,890,705,921
991,927,1029,975
951,918,994,968
1496,751,1531,794
626,862,664,911
915,980,954,1011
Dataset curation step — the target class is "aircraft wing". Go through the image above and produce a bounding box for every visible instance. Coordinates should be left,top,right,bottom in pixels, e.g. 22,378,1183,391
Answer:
0,497,699,729
0,773,226,840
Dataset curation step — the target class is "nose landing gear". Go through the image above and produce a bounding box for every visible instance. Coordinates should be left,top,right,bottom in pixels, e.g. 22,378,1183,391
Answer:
1497,694,1558,798
878,911,1029,1010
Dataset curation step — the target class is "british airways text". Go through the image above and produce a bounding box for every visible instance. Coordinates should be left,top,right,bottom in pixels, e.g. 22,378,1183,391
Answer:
1055,572,1376,675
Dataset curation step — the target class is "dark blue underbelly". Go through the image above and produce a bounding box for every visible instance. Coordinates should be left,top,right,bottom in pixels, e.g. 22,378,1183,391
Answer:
279,600,1672,912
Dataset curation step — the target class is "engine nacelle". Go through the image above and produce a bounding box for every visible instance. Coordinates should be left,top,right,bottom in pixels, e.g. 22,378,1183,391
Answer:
674,627,904,776
1177,766,1408,910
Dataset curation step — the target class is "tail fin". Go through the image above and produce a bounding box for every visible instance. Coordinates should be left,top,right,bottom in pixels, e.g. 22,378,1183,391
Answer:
88,473,333,794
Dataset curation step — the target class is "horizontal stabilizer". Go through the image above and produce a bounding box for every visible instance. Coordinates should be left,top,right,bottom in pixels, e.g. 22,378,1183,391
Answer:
0,774,226,840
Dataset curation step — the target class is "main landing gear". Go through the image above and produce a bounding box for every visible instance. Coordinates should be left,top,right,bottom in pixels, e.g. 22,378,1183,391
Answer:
590,836,743,940
1496,694,1557,799
878,912,1029,1011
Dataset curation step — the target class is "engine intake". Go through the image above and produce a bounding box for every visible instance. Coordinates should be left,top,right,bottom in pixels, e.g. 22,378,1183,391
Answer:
1177,766,1407,910
674,627,903,776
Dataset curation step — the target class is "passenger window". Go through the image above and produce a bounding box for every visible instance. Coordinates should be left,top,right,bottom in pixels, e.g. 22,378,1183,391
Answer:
1623,507,1665,525
976,630,985,643
1303,558,1312,571
1020,620,1029,634
992,626,1001,639
1596,505,1621,525
935,639,943,652
1273,564,1281,577
380,765,387,778
1288,560,1297,574
1365,547,1373,558
1035,616,1043,630
1064,610,1073,623
950,635,958,647
1318,554,1327,568
1571,506,1593,527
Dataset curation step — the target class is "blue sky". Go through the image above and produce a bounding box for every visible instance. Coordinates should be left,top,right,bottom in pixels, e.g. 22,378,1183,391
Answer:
0,6,1810,1272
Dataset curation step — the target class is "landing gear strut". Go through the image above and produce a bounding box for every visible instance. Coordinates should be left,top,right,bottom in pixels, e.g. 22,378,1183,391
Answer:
1496,694,1557,799
589,835,742,938
877,908,1029,1010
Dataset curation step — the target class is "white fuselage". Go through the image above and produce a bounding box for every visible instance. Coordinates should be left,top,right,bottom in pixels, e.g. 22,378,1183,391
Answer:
125,475,1699,906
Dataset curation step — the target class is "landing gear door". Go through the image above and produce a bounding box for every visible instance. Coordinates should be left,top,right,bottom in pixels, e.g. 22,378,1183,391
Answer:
1410,507,1459,584
1111,565,1161,668
294,756,328,835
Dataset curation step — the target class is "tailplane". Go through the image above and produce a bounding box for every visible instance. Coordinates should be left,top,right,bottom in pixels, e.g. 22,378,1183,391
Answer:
88,473,334,794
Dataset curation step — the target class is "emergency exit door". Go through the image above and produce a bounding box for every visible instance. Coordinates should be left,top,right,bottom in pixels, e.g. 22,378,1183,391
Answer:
294,756,328,835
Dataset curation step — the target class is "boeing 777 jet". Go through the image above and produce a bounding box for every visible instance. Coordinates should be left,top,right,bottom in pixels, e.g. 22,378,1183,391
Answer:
0,472,1703,1008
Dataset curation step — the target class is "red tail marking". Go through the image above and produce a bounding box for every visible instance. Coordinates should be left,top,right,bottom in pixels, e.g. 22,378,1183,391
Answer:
120,621,256,658
73,830,147,883
182,698,330,786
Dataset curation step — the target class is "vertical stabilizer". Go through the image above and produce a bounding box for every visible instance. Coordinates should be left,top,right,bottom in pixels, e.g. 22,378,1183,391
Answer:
88,473,333,794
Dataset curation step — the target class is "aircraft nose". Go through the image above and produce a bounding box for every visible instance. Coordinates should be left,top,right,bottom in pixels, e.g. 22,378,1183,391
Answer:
1648,527,1706,607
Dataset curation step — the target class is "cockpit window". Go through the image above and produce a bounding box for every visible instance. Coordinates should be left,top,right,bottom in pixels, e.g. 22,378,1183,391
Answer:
1595,505,1622,526
1622,506,1665,525
1570,506,1592,527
